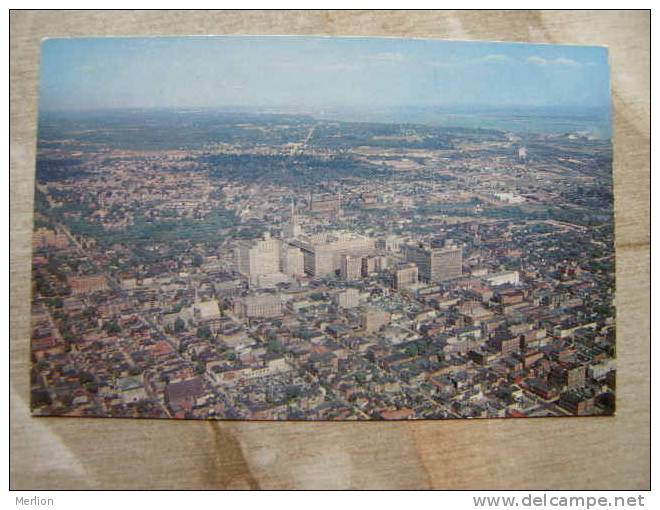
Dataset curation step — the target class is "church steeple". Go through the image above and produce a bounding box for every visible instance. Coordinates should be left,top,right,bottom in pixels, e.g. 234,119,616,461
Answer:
283,196,302,239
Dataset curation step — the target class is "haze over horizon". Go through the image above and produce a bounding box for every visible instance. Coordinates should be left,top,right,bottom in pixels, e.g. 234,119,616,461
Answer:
39,36,611,114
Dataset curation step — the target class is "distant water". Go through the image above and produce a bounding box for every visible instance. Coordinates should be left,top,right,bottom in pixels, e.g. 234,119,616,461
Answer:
312,105,612,138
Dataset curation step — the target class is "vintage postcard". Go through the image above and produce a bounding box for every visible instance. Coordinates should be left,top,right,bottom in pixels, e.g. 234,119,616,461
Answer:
30,36,614,420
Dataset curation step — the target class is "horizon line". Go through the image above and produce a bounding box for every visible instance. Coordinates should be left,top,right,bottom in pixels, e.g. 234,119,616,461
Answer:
38,103,612,114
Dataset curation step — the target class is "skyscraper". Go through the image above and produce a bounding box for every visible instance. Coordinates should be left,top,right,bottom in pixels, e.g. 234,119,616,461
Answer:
340,255,362,280
280,245,305,277
404,241,462,283
392,262,418,290
235,232,281,284
291,231,375,277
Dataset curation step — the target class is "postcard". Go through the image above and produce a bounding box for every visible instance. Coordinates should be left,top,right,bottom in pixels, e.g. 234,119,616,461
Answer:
30,36,614,420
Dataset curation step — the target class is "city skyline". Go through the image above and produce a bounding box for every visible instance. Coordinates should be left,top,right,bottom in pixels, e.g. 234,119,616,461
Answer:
30,37,615,421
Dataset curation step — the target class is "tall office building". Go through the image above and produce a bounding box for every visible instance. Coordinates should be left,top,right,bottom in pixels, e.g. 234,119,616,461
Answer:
235,233,281,284
291,231,375,277
361,254,388,276
392,263,418,290
280,245,305,277
340,255,362,280
404,241,462,283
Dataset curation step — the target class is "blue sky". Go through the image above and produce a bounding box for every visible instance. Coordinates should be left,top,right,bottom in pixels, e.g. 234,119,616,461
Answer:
38,36,610,112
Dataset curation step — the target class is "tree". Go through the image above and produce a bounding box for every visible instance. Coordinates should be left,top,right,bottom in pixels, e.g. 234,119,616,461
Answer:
405,344,419,358
196,326,212,340
79,371,95,385
103,320,121,335
82,306,97,320
49,297,63,308
174,317,186,333
267,337,284,355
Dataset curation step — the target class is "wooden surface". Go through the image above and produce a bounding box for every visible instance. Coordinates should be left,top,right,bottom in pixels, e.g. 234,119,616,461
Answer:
10,10,650,489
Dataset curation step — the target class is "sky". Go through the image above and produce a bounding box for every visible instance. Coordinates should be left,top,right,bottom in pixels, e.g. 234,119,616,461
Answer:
38,36,611,112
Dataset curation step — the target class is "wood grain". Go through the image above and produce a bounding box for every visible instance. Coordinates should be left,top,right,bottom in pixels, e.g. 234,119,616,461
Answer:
9,10,650,489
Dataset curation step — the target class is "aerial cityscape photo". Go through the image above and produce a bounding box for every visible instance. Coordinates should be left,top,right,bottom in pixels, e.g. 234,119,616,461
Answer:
30,37,615,420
